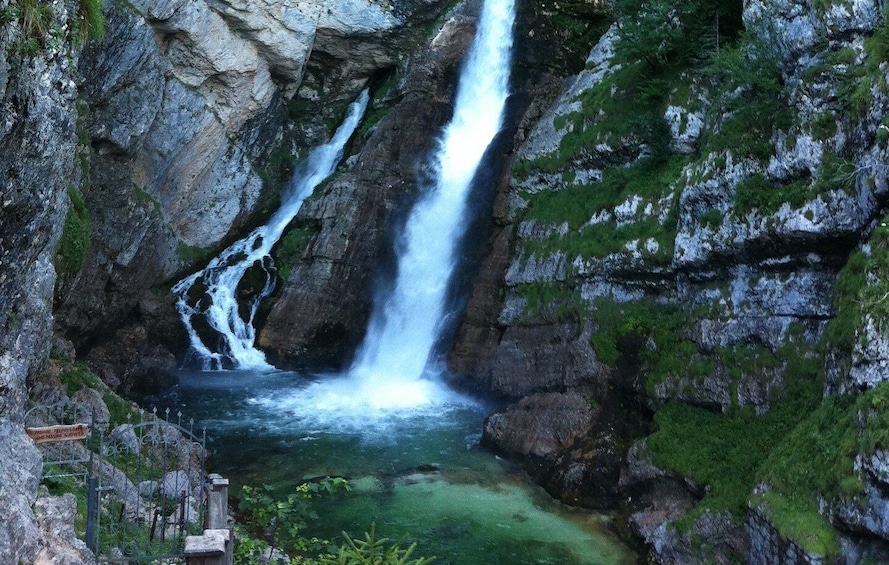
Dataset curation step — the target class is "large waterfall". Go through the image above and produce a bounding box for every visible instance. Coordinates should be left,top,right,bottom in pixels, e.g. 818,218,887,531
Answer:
171,91,369,371
347,0,515,400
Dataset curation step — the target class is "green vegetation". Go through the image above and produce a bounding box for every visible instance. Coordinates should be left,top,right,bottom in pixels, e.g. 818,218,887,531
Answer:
640,223,889,555
56,186,91,278
699,37,793,162
42,467,89,537
732,174,812,217
814,153,857,195
355,72,398,140
1,0,104,56
0,0,55,55
235,482,435,565
753,491,839,557
257,147,295,196
698,208,723,229
514,282,584,323
238,481,348,558
823,218,889,354
76,0,104,41
644,340,824,524
520,156,685,264
273,226,318,281
749,380,889,555
53,356,136,426
320,525,435,565
177,242,216,266
587,298,699,387
515,0,745,179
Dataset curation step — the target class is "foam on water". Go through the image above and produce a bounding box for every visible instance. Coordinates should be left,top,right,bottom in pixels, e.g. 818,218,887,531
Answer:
246,371,482,436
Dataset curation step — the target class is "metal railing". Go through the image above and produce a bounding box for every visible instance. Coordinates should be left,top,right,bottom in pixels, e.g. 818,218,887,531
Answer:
27,401,209,563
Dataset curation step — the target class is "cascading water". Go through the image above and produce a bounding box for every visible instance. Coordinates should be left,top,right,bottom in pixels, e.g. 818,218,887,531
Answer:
346,0,516,405
171,91,369,371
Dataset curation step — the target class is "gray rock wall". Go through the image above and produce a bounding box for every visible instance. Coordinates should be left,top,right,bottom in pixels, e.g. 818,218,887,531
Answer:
0,0,81,559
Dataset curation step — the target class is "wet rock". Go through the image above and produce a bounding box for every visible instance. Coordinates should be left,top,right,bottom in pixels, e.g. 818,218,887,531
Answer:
483,392,595,459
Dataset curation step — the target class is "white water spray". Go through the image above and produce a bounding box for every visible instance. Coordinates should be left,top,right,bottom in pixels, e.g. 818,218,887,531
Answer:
347,0,515,398
172,91,369,371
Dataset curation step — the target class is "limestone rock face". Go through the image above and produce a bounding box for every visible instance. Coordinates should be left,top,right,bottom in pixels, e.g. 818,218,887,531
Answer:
52,0,446,380
486,324,603,397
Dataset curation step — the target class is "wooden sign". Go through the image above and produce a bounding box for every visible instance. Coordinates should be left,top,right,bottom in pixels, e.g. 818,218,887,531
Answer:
26,424,89,444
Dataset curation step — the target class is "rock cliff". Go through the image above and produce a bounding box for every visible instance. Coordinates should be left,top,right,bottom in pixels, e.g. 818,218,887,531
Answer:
452,0,889,561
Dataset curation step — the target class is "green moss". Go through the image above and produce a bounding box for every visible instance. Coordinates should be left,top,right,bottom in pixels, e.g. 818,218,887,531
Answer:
519,0,744,179
753,492,840,557
751,381,889,555
520,156,684,263
56,186,91,278
257,147,295,195
646,358,822,523
588,298,693,378
272,226,318,282
823,251,866,352
823,214,889,355
177,243,215,266
513,282,585,324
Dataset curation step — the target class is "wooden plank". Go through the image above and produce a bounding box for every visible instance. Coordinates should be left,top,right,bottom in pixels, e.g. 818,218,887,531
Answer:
26,424,89,444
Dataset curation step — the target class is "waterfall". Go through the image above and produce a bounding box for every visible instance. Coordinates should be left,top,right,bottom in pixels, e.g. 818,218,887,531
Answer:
171,91,369,371
349,0,515,390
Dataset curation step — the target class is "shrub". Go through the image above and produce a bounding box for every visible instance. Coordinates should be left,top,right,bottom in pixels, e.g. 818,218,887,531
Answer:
238,480,350,558
700,36,793,162
319,524,435,565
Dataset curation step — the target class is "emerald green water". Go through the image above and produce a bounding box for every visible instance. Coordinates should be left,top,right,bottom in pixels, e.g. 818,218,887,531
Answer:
158,370,637,564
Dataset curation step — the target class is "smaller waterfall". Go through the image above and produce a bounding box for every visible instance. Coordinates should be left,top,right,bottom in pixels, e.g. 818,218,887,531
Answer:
172,91,369,371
